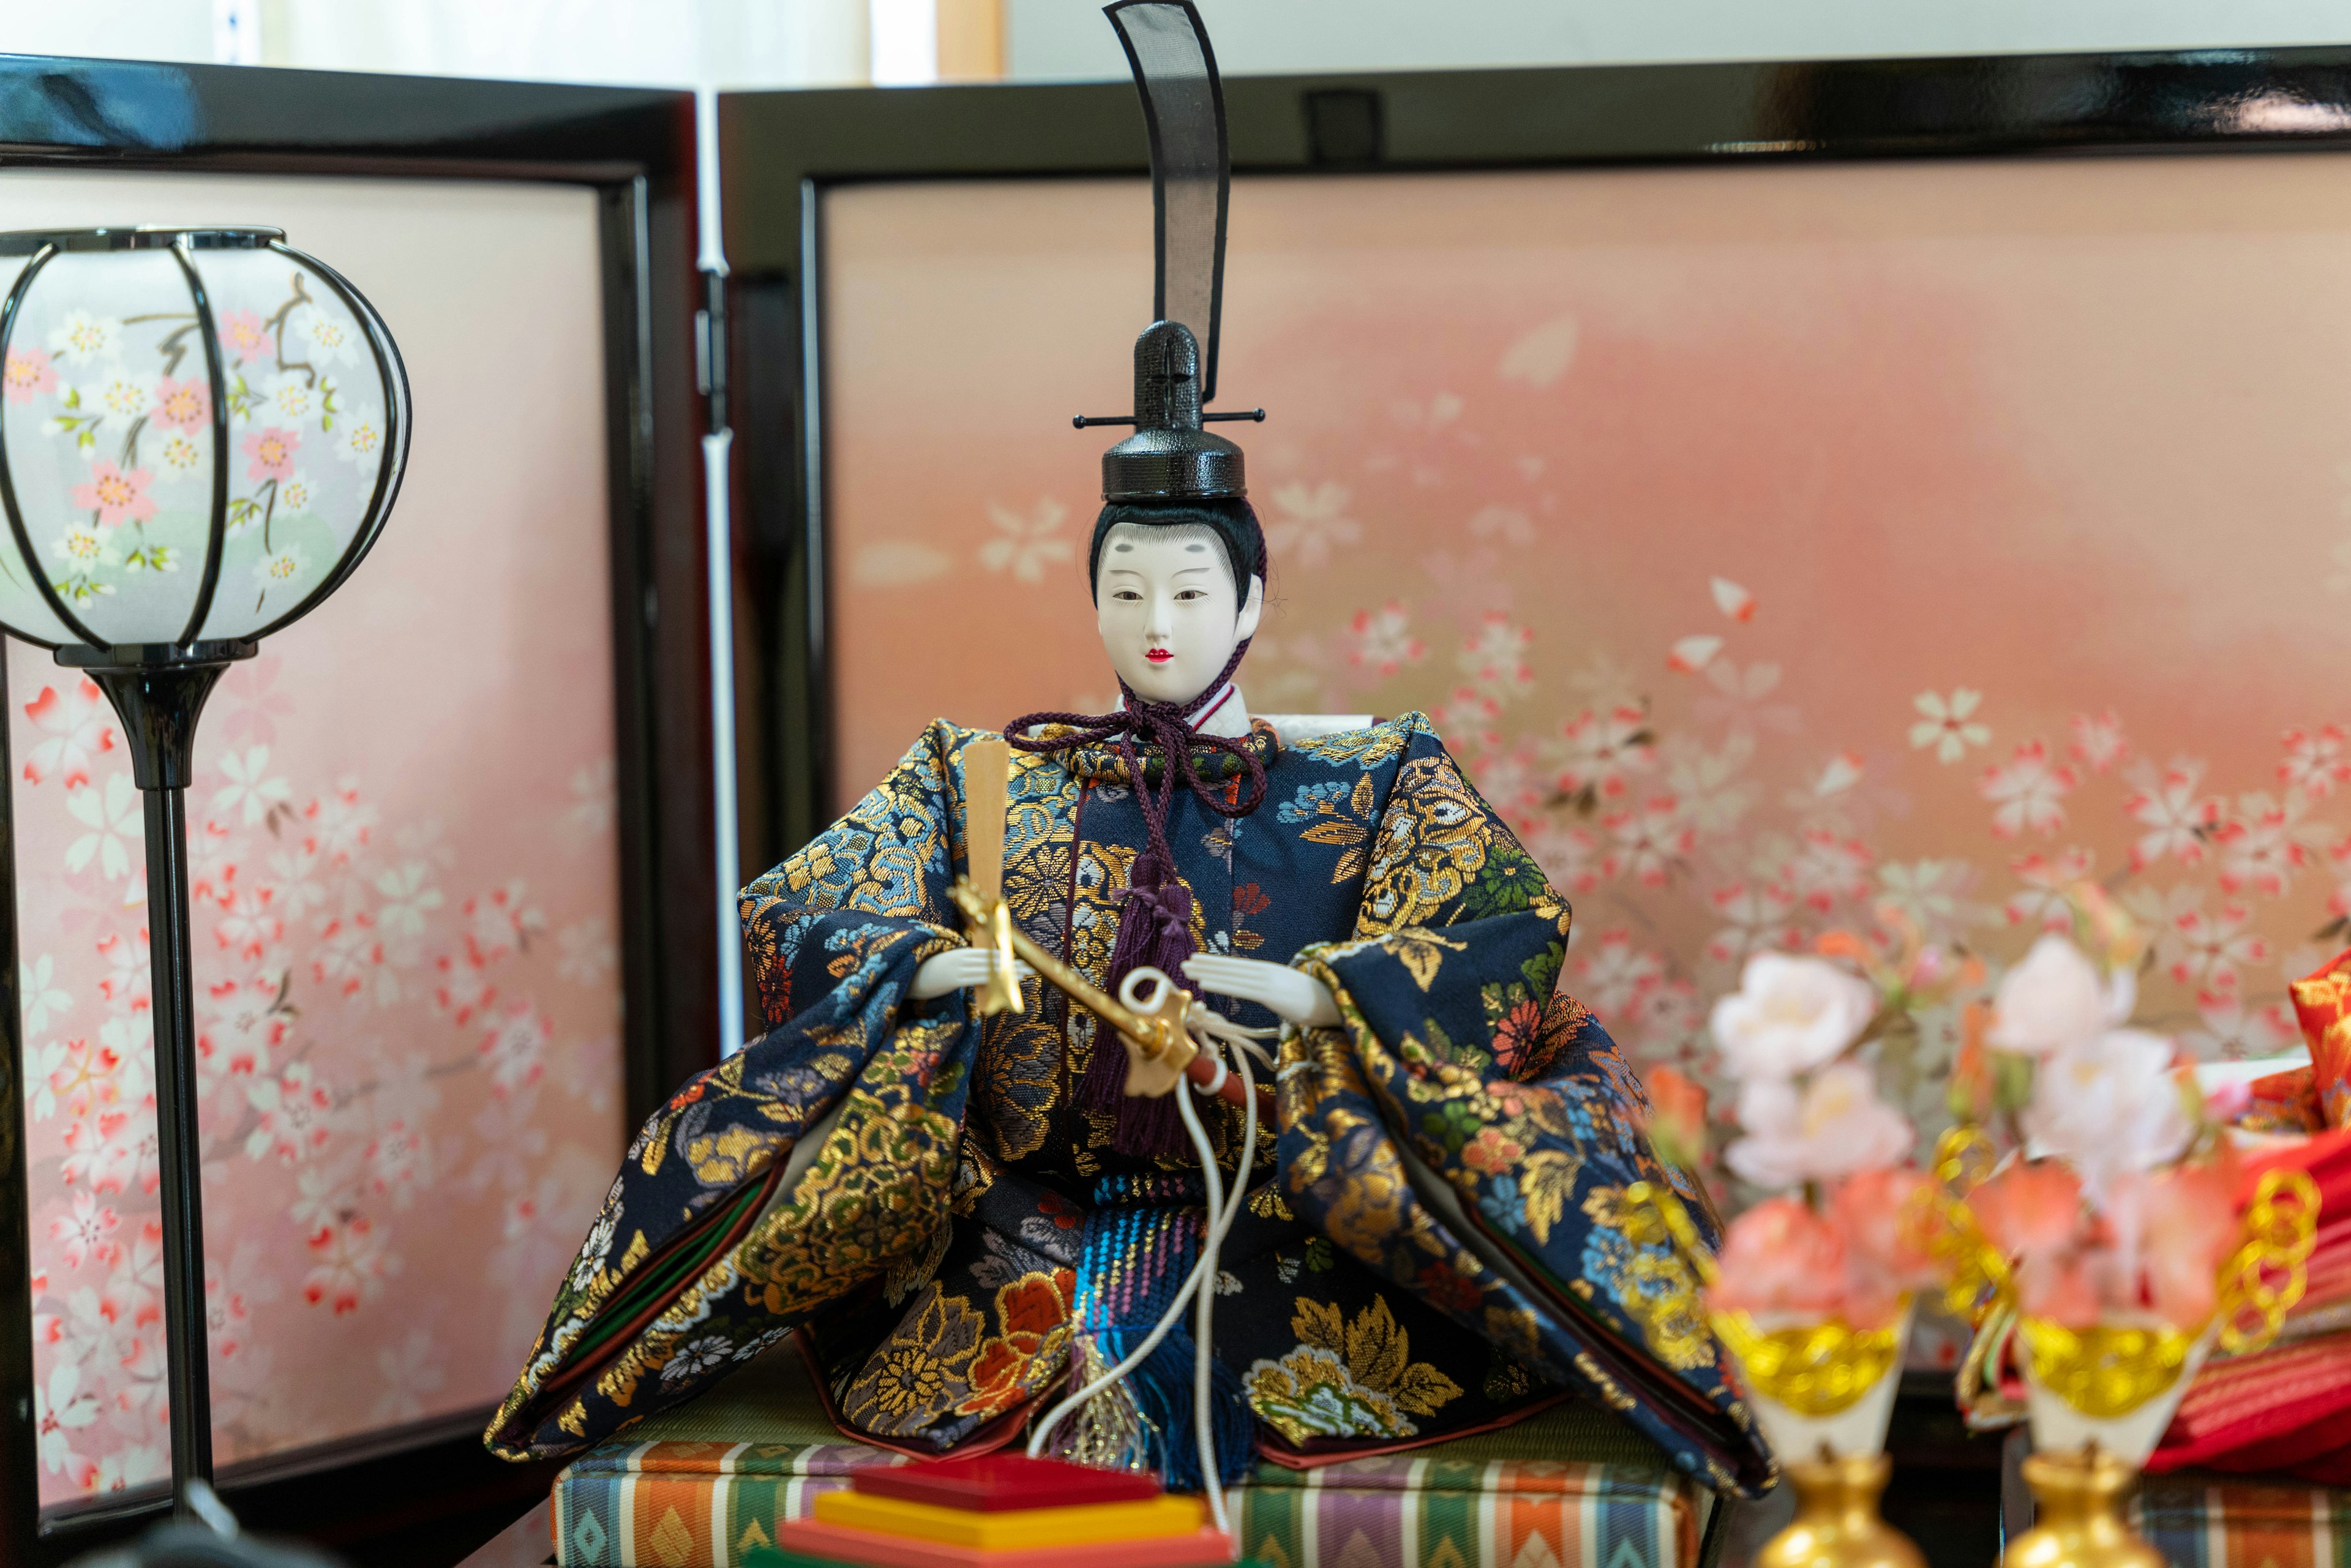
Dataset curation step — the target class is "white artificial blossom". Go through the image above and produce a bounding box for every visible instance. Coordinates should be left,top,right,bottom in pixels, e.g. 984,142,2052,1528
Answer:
1987,932,2135,1059
2020,1026,2194,1206
1708,951,1877,1081
1725,1060,1914,1190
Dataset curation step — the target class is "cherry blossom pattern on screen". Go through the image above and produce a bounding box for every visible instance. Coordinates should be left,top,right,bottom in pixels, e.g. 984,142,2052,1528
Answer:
15,658,619,1502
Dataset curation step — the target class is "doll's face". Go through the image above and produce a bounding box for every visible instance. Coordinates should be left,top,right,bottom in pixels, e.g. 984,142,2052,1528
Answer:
1094,522,1264,706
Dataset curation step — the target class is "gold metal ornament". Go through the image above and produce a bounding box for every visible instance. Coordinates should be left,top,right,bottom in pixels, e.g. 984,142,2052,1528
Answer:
1621,1188,1925,1568
945,876,1198,1095
958,738,1024,1018
1719,1319,1906,1419
1997,1449,2164,1568
2012,1320,2196,1422
1927,1125,2008,1320
2215,1166,2320,1354
1752,1454,1926,1568
1620,1181,1904,1418
948,736,1202,1091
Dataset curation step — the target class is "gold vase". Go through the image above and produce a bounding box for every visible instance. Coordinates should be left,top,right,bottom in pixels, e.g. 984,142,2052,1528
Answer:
1998,1449,2162,1568
1754,1453,1925,1568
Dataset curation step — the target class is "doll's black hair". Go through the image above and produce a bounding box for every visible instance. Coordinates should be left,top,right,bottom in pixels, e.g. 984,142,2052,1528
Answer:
1085,497,1267,605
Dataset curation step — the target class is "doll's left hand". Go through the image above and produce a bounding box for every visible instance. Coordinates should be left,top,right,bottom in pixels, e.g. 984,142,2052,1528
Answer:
1180,954,1342,1028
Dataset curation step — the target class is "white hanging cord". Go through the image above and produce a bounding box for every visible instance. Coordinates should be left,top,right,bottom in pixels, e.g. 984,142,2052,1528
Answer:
1176,1018,1258,1539
1027,970,1263,1541
1025,977,1255,1459
1172,1070,1228,1533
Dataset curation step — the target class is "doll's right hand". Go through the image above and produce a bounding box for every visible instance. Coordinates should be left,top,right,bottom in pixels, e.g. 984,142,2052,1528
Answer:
910,947,1035,1001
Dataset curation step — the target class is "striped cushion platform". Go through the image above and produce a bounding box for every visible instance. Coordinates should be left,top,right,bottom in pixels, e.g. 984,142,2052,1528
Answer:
549,1341,1716,1568
2139,1475,2351,1568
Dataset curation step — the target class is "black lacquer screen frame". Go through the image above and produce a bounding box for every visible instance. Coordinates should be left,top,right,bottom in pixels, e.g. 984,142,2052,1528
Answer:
0,55,715,1565
719,45,2351,869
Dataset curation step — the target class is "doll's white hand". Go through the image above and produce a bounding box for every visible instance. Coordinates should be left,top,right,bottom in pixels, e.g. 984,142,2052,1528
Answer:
1180,955,1342,1028
910,948,1035,1001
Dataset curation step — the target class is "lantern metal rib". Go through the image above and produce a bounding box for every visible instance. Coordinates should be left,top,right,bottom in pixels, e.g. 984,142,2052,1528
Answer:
166,241,233,647
258,242,408,639
0,242,101,648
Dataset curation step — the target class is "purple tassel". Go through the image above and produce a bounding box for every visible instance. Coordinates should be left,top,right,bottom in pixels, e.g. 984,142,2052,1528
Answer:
1003,647,1269,1165
1078,850,1196,1157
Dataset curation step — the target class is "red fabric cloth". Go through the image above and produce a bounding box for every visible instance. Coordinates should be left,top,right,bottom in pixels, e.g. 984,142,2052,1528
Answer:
2243,1067,2323,1135
2291,950,2351,1127
2140,1124,2351,1477
2146,1335,2351,1474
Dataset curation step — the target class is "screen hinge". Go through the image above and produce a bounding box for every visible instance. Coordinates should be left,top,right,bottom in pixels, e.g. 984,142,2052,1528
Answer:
696,269,729,437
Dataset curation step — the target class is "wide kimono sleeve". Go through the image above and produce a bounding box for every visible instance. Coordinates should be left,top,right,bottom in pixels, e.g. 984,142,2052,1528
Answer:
1278,716,1775,1495
484,721,991,1460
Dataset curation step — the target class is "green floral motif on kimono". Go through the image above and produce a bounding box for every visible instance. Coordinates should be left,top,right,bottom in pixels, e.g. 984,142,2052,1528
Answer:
1245,1297,1462,1444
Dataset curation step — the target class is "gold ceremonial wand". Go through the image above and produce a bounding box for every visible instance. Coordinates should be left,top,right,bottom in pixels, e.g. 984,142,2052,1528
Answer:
961,738,1025,1019
955,737,1242,1105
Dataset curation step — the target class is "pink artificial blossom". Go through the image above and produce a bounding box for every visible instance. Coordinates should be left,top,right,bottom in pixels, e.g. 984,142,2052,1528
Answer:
241,426,299,484
1709,1196,1850,1320
1831,1168,1943,1327
1968,1161,2100,1326
69,461,156,528
2107,1163,2239,1329
2124,760,2220,869
1966,1157,2241,1332
1708,1172,1936,1330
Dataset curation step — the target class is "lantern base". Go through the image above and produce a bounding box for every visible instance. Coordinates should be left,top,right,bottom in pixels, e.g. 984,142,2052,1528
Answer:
57,640,256,790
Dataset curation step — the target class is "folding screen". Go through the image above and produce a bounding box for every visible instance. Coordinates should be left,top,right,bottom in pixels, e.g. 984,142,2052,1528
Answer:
2,168,628,1507
724,47,2351,1184
815,153,2351,1140
0,60,712,1566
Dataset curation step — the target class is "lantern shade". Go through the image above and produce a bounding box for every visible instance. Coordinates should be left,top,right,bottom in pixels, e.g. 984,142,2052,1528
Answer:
0,227,408,651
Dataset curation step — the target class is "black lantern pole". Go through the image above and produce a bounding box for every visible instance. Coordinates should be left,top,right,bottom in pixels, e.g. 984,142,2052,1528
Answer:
59,645,253,1506
0,226,408,1523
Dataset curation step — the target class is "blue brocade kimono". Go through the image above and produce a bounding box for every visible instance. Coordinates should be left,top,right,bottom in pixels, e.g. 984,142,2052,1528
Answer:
486,715,1772,1495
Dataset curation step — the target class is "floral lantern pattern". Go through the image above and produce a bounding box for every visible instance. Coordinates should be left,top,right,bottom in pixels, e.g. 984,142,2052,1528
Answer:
0,227,407,650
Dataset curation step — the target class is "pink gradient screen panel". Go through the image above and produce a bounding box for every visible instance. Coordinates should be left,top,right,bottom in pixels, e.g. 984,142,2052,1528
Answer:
10,171,624,1502
823,159,2351,1127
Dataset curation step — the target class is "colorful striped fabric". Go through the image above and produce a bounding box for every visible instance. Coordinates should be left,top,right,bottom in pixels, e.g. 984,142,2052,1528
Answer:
549,1342,1711,1568
1230,1451,1700,1568
2139,1476,2351,1568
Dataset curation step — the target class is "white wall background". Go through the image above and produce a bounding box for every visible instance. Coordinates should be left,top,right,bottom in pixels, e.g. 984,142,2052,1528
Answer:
1012,0,2351,80
1,0,2348,88
0,0,871,85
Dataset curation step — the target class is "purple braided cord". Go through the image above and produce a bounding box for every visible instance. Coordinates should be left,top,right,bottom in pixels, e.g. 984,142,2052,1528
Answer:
1003,640,1269,871
1005,642,1270,1155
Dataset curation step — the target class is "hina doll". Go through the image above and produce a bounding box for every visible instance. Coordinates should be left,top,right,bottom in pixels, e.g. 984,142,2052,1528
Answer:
486,0,1771,1498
